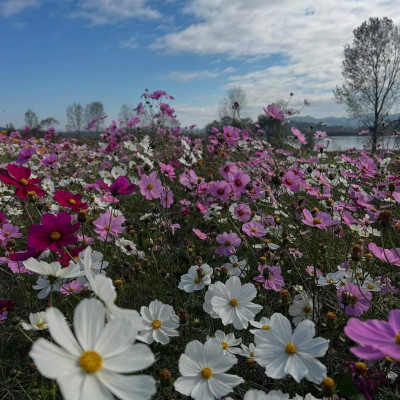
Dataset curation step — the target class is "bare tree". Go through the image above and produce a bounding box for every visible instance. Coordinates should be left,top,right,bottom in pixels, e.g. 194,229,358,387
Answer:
334,17,400,152
24,109,39,129
219,86,247,120
66,103,84,132
40,117,59,130
118,104,134,122
84,102,106,131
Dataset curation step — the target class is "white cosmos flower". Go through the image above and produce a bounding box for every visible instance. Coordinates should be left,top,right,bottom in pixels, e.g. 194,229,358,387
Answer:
21,311,48,331
206,330,243,356
317,271,346,287
83,247,145,331
23,258,84,279
204,276,262,330
225,389,268,400
174,339,244,400
178,264,213,293
288,293,316,326
139,300,179,345
29,298,156,400
223,255,248,277
249,317,274,334
254,313,329,383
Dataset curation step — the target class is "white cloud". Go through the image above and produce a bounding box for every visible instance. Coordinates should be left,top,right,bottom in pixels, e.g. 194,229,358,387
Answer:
162,67,235,82
152,0,400,120
72,0,160,25
0,0,40,17
174,104,218,128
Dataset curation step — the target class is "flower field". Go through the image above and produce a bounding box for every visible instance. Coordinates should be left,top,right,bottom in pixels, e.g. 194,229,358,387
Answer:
0,91,400,400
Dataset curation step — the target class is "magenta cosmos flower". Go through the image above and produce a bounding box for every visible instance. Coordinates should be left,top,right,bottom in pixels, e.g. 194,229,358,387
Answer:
263,104,284,120
139,172,163,200
27,212,80,252
254,265,284,291
0,164,44,200
302,209,339,230
93,210,125,241
97,176,136,196
344,309,400,360
291,127,307,145
54,190,88,212
242,220,266,237
337,283,372,317
215,232,241,256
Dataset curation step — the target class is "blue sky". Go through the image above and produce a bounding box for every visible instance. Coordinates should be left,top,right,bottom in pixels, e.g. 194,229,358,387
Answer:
1,0,399,130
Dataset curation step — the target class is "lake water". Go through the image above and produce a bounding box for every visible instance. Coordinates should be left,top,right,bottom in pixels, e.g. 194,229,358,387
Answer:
324,135,400,151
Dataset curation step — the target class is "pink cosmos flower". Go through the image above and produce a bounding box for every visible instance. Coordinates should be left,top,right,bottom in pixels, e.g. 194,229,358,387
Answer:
359,130,369,135
368,242,400,267
230,170,250,196
233,203,252,222
139,172,163,200
60,280,85,296
27,212,80,252
302,209,339,230
0,223,22,245
97,176,136,196
344,309,400,360
263,104,284,120
282,170,302,193
0,164,45,200
337,283,371,317
93,210,125,241
254,265,284,291
160,163,175,181
314,130,327,139
242,220,266,237
210,180,231,202
160,187,174,208
223,125,240,144
159,103,176,118
215,232,241,256
219,163,239,181
192,228,208,240
291,127,307,145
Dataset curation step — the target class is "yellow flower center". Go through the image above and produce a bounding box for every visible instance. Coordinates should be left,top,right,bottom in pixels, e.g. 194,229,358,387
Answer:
261,325,270,330
147,184,154,190
151,319,162,329
327,278,334,283
251,227,258,233
321,377,335,390
224,240,231,246
395,332,400,345
68,198,77,205
285,342,296,355
4,232,10,237
194,277,201,284
20,178,29,185
79,350,103,373
230,298,238,307
49,231,61,241
367,284,374,290
36,322,45,329
313,218,322,225
105,225,111,231
303,305,312,314
201,367,213,379
354,361,367,375
221,342,229,349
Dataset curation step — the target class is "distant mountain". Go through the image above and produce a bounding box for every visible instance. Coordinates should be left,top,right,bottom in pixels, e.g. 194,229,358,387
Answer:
291,116,361,127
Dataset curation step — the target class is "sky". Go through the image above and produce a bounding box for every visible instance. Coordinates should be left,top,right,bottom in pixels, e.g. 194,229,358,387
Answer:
1,0,400,130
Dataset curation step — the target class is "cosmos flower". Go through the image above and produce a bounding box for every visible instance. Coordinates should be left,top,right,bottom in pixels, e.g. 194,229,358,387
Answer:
254,265,285,292
21,311,48,331
288,293,315,326
215,232,241,256
0,164,44,200
204,276,262,330
179,264,213,293
337,283,371,317
54,190,88,212
139,172,163,200
302,209,339,230
291,127,307,145
174,339,244,400
139,300,180,345
264,104,284,120
96,176,136,196
344,309,400,360
206,330,243,356
27,212,80,252
242,220,266,238
93,210,125,241
254,313,329,383
223,255,248,277
29,298,156,400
